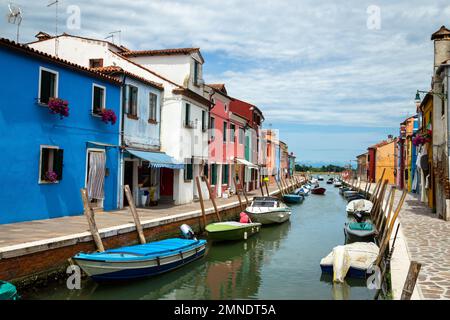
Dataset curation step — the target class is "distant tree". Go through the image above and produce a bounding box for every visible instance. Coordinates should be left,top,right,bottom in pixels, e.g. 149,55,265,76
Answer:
295,164,346,173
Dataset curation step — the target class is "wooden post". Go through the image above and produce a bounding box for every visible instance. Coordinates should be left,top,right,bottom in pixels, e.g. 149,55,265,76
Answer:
204,176,221,222
80,188,105,252
195,176,207,230
233,177,244,211
238,174,249,206
124,185,146,244
260,180,265,196
401,262,422,300
264,180,270,196
276,178,284,196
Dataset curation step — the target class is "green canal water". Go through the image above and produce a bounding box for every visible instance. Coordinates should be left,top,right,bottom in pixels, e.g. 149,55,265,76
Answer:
25,177,375,300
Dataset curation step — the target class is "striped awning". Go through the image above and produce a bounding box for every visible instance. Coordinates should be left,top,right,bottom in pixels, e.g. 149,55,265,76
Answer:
126,149,184,169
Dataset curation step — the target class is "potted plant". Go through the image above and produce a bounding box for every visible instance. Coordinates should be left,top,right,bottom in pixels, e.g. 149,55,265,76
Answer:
48,98,69,119
100,109,117,125
45,171,58,183
412,130,431,146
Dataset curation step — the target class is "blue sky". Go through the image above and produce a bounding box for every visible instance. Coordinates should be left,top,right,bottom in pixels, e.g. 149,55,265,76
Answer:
1,0,449,164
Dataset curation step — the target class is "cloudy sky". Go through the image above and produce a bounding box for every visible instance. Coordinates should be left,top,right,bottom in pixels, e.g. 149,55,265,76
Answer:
1,0,449,164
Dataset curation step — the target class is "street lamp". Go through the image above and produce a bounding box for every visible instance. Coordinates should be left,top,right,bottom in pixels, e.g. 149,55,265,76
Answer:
415,89,447,108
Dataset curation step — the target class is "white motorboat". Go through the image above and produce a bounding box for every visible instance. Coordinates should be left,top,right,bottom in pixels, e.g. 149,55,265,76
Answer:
245,197,291,225
346,199,373,215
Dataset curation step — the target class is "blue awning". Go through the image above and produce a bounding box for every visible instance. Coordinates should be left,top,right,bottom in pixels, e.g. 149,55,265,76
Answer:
126,149,184,170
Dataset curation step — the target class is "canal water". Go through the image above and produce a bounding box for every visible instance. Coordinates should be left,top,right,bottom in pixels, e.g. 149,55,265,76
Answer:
25,176,375,300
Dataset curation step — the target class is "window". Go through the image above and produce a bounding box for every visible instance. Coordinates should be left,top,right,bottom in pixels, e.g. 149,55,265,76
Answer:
223,122,227,143
184,103,194,128
203,163,209,178
441,98,445,117
39,68,58,104
202,110,207,131
222,164,229,184
239,127,245,144
194,60,199,85
127,85,138,117
92,84,105,115
210,117,215,139
149,92,157,122
39,146,63,183
184,162,193,181
89,59,103,68
230,124,236,143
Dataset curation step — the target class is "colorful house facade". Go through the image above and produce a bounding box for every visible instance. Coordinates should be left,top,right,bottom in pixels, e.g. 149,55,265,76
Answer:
0,38,121,224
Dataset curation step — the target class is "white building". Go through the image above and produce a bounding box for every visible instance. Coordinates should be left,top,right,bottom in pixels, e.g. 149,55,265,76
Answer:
28,32,210,205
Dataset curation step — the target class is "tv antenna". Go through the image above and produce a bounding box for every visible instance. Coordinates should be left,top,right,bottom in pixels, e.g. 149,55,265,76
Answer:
105,30,122,46
7,2,23,43
47,0,59,56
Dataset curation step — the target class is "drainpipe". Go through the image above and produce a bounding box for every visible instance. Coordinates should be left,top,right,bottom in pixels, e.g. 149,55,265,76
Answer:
119,74,127,208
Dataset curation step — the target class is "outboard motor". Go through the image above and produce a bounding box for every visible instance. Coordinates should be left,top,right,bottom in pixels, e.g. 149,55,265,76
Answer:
353,211,364,223
180,224,196,240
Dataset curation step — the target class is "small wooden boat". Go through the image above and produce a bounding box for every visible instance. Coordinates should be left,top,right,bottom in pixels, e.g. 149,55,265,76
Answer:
283,193,305,203
339,186,351,195
326,178,334,184
346,194,366,202
344,222,377,243
73,237,207,281
333,181,342,187
245,197,291,225
206,221,261,242
318,176,324,181
346,199,373,215
343,190,358,198
311,187,326,195
0,281,19,300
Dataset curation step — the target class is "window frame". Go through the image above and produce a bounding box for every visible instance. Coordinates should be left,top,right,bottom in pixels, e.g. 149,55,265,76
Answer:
223,121,228,143
38,67,59,105
184,162,193,181
230,124,236,144
92,83,106,116
127,85,139,118
148,92,158,123
89,58,104,68
38,145,62,184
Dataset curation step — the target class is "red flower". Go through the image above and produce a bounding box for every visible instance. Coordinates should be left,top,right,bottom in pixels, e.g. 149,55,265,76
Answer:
48,98,69,119
100,109,117,125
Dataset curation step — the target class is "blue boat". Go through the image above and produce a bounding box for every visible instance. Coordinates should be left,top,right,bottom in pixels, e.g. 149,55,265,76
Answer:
0,281,19,300
73,236,207,281
283,193,304,204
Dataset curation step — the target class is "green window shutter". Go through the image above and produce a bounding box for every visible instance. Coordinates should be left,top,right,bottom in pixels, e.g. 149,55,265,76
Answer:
185,104,191,124
211,164,217,185
184,163,193,180
204,163,209,178
223,122,227,142
54,149,64,180
222,164,228,184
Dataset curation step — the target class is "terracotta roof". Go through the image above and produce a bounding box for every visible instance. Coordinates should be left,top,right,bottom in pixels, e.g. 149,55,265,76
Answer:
121,48,200,57
91,66,164,90
0,38,121,85
431,26,450,40
207,83,227,95
172,88,212,108
230,97,265,121
27,32,130,52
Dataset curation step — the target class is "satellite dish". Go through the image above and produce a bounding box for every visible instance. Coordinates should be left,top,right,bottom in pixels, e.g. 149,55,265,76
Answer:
7,2,23,43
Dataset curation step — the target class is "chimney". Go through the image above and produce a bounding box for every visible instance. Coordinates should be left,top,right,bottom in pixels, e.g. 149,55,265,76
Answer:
387,134,393,141
431,26,450,74
34,31,52,42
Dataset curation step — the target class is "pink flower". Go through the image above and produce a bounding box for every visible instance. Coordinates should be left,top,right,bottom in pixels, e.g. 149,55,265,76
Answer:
45,171,58,182
48,98,69,119
100,109,117,125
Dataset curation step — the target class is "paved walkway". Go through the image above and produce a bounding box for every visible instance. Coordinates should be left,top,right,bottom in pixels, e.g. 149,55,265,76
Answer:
353,181,450,300
0,182,285,250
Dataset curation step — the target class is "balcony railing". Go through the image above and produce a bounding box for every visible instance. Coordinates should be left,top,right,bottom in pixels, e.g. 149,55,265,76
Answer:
184,120,197,129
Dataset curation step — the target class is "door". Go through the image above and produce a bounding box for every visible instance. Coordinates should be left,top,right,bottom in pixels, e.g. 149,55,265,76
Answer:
86,149,106,208
123,161,134,206
160,168,174,196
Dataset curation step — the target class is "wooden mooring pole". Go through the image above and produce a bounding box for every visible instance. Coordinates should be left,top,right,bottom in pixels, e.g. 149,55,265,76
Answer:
204,176,221,222
80,188,105,252
124,185,146,244
401,261,422,300
195,176,207,230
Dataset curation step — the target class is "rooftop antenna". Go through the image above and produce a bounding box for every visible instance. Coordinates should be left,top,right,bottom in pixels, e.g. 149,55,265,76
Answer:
7,2,23,43
106,30,121,45
47,0,59,56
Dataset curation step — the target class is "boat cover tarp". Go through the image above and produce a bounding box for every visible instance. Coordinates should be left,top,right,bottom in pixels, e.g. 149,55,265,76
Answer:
348,222,373,231
0,281,18,300
126,149,184,169
320,242,379,283
206,221,260,232
346,199,373,213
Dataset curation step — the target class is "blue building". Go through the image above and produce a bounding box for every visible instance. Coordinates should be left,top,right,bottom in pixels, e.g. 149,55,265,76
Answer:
0,39,121,224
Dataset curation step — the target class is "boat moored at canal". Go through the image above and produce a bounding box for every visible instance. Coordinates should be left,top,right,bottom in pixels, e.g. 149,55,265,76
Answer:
205,221,262,242
73,237,207,281
245,197,291,225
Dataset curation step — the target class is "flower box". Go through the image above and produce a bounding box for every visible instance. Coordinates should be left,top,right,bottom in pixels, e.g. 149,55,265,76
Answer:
100,109,117,125
48,98,69,119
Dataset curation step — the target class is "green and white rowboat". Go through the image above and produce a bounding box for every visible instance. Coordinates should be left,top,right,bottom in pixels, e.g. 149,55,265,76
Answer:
205,221,262,242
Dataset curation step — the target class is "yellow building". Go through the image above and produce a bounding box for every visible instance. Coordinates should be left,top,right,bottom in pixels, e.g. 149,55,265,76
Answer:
375,138,397,185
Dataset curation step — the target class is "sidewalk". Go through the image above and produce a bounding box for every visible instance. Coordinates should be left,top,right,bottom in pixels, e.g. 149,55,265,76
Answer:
354,181,450,300
0,182,283,257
